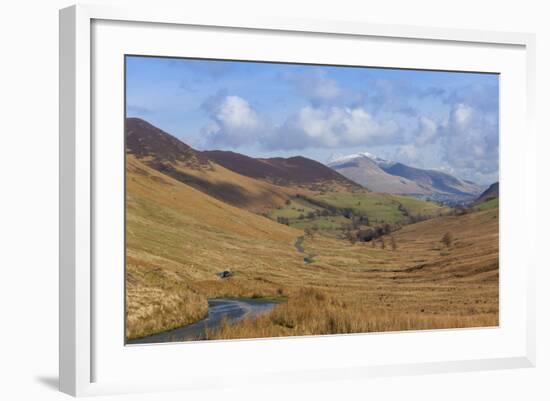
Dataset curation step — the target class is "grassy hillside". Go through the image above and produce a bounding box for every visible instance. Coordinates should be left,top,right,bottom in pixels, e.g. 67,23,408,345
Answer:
204,150,362,192
209,207,499,340
126,154,497,340
126,155,306,339
473,197,499,211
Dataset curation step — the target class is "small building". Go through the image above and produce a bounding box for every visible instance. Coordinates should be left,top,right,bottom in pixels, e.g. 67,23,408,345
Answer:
217,270,233,279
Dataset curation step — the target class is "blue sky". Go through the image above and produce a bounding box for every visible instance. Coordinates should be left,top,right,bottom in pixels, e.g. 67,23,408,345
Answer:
126,56,499,184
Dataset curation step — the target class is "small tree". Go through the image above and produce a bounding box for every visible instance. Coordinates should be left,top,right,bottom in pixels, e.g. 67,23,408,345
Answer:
345,229,357,245
441,232,453,247
390,236,397,250
357,228,375,242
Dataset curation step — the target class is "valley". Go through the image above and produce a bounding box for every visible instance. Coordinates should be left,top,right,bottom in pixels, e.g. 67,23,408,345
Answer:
125,118,499,342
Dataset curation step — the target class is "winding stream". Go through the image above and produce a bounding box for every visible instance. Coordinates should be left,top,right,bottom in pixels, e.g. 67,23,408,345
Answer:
127,298,278,344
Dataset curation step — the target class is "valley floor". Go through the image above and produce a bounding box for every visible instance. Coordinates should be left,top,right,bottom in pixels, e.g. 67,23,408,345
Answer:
205,208,499,340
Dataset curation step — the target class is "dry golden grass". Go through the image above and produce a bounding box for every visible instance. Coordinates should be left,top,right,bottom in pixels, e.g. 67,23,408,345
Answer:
159,158,309,214
126,155,499,340
208,288,497,340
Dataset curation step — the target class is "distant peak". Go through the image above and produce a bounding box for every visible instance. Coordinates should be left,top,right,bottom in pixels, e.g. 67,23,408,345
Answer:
328,151,394,168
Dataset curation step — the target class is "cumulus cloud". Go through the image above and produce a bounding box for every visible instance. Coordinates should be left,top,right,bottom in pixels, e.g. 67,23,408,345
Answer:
197,79,498,184
439,102,499,176
415,116,438,146
443,83,498,113
202,93,263,147
394,144,420,164
263,106,400,150
387,97,498,183
201,90,401,151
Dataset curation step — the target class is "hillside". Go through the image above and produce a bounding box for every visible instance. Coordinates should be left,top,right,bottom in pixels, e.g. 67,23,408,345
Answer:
203,151,362,192
383,162,482,198
126,117,208,167
126,155,304,339
126,153,498,341
126,118,451,233
476,182,499,203
326,155,428,195
126,119,301,212
124,117,498,341
126,118,364,212
328,152,483,202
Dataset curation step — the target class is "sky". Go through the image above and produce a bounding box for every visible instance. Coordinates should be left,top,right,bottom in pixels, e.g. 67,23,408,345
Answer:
126,56,499,185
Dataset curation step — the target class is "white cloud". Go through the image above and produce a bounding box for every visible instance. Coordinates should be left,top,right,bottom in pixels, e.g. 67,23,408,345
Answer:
452,103,474,127
439,102,499,176
215,96,260,130
202,92,402,151
264,106,400,150
395,144,419,164
202,95,262,147
415,116,438,145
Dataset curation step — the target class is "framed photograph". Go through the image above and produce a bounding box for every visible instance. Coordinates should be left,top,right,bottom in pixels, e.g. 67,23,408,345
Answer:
59,4,536,396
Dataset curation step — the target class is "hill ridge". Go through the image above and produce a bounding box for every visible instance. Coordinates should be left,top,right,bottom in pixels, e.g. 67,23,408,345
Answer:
126,117,362,192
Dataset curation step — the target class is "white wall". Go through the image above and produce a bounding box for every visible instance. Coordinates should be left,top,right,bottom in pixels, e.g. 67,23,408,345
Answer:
0,0,547,400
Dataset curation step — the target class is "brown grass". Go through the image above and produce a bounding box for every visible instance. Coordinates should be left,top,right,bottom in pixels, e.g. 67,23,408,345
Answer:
208,288,497,340
125,155,499,341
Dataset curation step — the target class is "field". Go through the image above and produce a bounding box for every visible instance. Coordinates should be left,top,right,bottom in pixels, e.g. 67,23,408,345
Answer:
474,197,499,211
266,191,449,235
126,155,498,341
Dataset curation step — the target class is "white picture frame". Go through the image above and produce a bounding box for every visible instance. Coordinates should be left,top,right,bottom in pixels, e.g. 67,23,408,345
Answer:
59,4,536,397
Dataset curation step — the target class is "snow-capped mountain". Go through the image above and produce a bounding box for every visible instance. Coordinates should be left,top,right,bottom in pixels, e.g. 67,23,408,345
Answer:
328,152,484,202
329,152,394,169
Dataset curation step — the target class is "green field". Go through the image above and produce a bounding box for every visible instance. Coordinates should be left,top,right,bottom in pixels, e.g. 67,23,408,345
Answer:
312,192,448,224
474,197,499,211
290,215,351,230
265,191,449,234
267,198,322,220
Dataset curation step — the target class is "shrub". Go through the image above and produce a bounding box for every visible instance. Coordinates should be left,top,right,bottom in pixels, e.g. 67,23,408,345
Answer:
441,232,453,247
356,228,375,242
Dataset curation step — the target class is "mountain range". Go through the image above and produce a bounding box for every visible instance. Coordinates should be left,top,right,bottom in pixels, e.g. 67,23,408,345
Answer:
328,152,484,203
125,118,361,213
127,118,487,207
